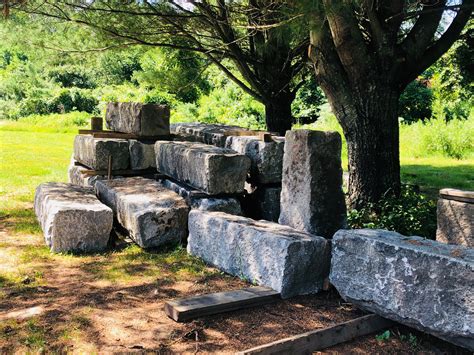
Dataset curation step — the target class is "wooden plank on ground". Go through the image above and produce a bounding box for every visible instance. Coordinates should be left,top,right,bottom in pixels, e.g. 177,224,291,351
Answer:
164,286,280,322
237,314,394,355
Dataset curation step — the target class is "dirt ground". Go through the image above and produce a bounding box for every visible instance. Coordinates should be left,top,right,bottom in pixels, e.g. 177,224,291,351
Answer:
0,213,470,354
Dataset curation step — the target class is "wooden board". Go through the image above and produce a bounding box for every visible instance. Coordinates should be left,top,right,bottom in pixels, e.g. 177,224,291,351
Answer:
80,168,158,177
439,188,474,204
238,314,394,355
78,129,171,141
164,286,280,322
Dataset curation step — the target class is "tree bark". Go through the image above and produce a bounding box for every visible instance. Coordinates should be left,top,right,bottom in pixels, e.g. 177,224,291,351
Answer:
264,93,294,135
329,88,401,209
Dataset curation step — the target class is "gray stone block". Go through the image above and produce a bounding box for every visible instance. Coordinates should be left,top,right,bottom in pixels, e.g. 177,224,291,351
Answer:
106,102,170,136
437,193,473,247
73,135,130,171
171,122,251,147
279,130,346,238
95,177,189,248
155,141,251,195
159,179,242,215
129,140,156,170
225,136,284,184
255,186,281,222
330,229,474,350
187,210,331,298
34,182,113,253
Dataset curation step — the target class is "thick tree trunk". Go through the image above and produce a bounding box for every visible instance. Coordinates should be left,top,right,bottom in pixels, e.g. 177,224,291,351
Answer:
264,93,294,135
332,89,401,209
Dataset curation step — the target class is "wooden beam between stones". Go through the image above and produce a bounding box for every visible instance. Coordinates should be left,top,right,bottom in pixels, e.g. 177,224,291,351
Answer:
238,314,394,355
164,286,280,322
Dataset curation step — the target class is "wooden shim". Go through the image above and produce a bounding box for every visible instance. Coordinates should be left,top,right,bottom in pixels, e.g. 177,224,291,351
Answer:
78,129,171,141
238,314,394,355
164,286,280,322
81,168,157,177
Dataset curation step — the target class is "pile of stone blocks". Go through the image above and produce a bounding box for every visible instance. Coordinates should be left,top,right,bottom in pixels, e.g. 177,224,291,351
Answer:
69,102,169,187
436,188,473,247
171,123,286,222
330,229,474,351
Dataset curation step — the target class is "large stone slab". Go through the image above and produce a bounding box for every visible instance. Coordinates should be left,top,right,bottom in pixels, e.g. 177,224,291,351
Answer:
155,141,251,195
171,123,251,147
34,182,113,253
160,179,242,215
279,130,346,238
187,210,331,298
225,136,284,184
73,135,130,170
95,177,189,248
330,229,474,350
437,189,473,247
106,102,170,136
129,140,156,170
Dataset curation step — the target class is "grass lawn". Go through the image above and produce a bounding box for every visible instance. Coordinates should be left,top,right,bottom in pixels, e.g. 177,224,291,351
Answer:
0,123,472,352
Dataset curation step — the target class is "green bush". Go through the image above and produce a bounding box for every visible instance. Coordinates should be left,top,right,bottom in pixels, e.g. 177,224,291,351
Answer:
400,116,474,159
399,79,433,123
347,185,437,238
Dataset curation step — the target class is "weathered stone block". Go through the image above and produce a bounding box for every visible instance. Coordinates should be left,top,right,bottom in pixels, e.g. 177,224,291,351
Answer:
34,182,113,253
171,123,251,147
74,135,129,171
225,136,284,184
255,186,281,222
129,140,156,170
155,141,251,195
160,179,242,215
437,189,473,247
330,229,474,350
95,177,189,248
106,102,170,136
187,210,331,298
279,130,346,238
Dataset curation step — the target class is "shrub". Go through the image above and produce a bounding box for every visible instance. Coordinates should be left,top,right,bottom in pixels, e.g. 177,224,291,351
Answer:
400,116,474,159
347,185,437,239
399,79,433,123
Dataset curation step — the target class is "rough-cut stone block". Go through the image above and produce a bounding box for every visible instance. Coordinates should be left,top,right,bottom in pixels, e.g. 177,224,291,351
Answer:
188,210,331,298
34,182,113,253
106,102,170,136
160,179,241,215
155,141,251,195
171,123,251,147
330,229,474,350
129,140,156,170
255,186,281,222
436,190,473,247
225,136,284,184
279,130,346,238
95,177,189,248
74,135,129,170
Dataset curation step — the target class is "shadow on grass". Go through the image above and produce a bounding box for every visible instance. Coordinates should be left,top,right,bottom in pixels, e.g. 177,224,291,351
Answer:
401,164,474,199
0,208,41,235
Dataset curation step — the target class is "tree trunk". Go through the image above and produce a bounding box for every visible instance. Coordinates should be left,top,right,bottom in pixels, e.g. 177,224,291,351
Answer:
334,89,401,209
264,93,294,135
